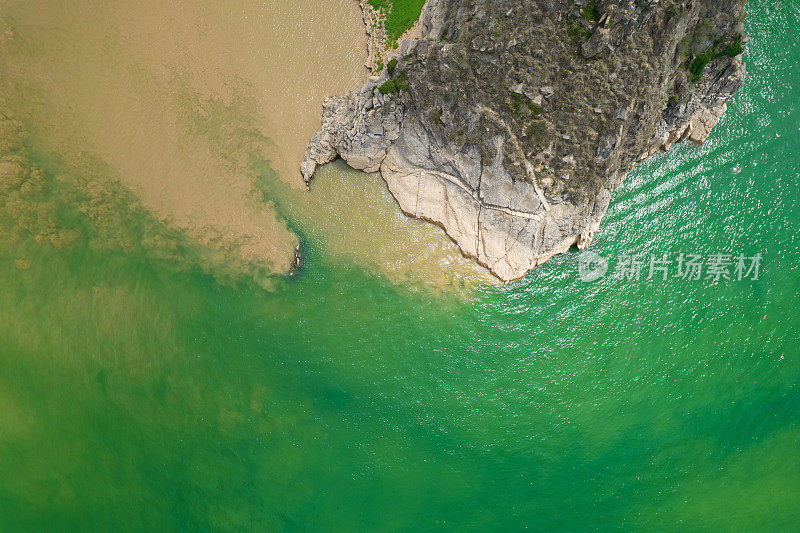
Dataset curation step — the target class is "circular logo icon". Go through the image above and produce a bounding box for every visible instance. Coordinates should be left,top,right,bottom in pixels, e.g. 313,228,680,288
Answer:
578,250,608,282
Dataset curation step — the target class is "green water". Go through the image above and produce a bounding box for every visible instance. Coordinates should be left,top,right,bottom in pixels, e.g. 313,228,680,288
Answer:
1,0,799,530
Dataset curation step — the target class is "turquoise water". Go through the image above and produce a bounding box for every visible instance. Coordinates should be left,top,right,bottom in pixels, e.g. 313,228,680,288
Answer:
1,0,799,530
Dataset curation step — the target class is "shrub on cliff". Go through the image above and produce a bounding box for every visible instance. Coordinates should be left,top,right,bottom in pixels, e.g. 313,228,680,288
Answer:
689,34,743,83
380,69,408,95
379,79,397,95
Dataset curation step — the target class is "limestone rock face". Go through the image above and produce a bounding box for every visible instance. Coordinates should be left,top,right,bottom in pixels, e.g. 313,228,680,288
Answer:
302,0,747,281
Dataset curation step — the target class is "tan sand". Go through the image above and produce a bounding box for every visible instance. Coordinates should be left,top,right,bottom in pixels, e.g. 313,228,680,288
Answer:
0,0,368,273
283,163,500,292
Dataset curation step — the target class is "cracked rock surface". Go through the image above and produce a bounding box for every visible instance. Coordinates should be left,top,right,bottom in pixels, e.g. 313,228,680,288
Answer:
302,0,746,281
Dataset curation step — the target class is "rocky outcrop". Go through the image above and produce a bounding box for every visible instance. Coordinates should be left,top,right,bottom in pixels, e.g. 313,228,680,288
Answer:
302,0,746,281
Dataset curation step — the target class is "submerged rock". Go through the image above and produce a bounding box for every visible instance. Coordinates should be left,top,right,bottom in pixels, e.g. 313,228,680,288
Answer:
302,0,746,281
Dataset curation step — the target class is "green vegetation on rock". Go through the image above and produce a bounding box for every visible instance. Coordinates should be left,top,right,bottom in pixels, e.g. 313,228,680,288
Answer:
387,58,398,76
379,69,408,95
379,79,397,94
582,0,600,22
368,0,427,45
689,34,744,83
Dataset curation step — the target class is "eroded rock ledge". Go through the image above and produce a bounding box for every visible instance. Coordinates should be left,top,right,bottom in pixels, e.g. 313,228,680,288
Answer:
302,0,746,281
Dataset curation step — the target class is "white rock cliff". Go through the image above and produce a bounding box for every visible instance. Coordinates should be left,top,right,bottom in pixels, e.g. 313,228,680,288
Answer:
302,0,746,281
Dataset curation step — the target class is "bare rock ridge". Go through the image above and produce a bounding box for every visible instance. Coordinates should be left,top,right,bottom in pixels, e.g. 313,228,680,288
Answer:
301,0,746,281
